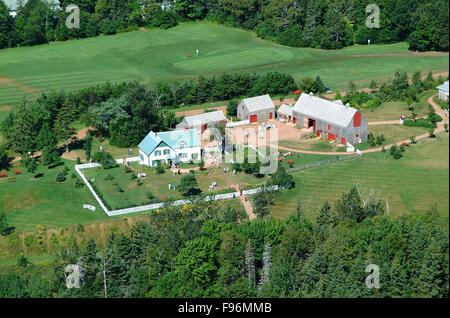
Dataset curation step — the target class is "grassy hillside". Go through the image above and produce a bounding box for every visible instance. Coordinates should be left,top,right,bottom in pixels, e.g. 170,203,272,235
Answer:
0,21,448,112
273,132,449,219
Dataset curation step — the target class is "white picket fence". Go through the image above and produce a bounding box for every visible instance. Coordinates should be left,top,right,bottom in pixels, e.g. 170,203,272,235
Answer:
226,120,250,128
75,163,110,214
107,192,241,216
116,156,141,165
76,161,282,217
242,185,278,196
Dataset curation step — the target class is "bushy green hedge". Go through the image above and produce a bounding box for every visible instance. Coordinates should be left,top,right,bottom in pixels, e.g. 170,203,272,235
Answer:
403,119,436,128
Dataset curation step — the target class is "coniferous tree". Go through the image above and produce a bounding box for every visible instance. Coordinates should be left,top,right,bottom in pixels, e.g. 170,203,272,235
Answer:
244,239,256,291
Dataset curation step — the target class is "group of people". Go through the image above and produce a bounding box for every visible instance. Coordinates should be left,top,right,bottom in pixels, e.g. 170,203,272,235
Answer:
444,109,449,119
168,183,177,190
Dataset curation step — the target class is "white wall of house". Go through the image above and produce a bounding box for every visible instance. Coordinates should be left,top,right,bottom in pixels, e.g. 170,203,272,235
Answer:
439,89,449,101
139,145,201,166
148,145,176,166
173,146,201,162
139,149,150,166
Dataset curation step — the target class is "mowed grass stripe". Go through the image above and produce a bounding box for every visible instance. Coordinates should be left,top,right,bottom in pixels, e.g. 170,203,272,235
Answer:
0,22,448,109
273,134,449,219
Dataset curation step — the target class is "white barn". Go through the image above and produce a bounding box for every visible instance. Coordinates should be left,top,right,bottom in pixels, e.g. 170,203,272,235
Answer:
176,110,227,132
277,104,294,122
237,95,275,123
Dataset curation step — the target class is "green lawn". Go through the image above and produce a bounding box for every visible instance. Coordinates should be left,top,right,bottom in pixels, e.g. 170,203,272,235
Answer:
355,125,430,150
361,90,437,122
273,132,449,220
1,21,448,117
82,162,269,210
0,160,115,232
279,124,429,152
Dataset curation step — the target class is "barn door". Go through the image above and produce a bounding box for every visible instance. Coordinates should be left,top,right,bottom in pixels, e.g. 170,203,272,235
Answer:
250,115,257,123
341,137,346,145
269,112,273,119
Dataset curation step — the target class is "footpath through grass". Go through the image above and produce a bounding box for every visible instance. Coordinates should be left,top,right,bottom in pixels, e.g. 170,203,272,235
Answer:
273,133,449,219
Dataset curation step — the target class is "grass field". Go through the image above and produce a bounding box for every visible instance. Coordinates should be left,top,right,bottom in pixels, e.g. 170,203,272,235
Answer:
0,160,115,232
272,132,449,219
1,21,448,115
361,90,437,122
279,124,429,152
82,163,268,210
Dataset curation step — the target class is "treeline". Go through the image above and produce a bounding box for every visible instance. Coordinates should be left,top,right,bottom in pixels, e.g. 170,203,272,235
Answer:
1,0,448,51
0,186,448,298
0,71,297,152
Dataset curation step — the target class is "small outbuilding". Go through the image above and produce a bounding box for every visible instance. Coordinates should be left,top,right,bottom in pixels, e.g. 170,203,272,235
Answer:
175,110,227,132
277,104,294,122
436,81,449,101
237,95,275,123
293,93,368,145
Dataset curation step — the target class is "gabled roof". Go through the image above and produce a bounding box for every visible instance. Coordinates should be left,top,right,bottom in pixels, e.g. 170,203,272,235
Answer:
157,129,201,149
436,81,449,93
138,129,200,155
241,95,275,112
277,104,293,117
293,93,358,127
182,110,226,126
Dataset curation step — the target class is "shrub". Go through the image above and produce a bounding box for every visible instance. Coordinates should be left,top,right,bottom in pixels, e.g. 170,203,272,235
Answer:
76,157,81,164
116,186,124,193
0,213,15,236
393,150,403,160
56,172,66,182
178,174,200,196
403,119,435,128
156,161,165,174
92,151,117,169
75,178,84,188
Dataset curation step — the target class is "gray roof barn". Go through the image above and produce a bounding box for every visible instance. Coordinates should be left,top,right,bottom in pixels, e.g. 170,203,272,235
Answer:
277,104,293,117
293,93,357,127
237,94,275,122
176,110,226,130
241,95,275,113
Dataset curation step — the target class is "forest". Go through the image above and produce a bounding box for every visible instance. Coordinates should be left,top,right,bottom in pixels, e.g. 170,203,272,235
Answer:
0,0,448,52
0,186,448,298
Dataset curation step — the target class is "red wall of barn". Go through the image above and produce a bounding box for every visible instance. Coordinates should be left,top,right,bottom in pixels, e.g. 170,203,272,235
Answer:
354,112,361,127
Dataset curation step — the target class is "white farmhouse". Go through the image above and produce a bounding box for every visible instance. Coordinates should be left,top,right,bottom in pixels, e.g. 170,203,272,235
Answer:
436,81,449,101
138,129,201,167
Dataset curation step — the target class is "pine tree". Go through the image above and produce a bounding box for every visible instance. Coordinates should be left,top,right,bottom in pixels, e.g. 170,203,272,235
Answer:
417,239,445,297
244,239,256,291
11,100,37,153
259,243,272,288
407,221,429,293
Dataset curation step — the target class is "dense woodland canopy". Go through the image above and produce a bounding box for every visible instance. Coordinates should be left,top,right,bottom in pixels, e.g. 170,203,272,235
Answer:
0,0,448,51
0,187,448,298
